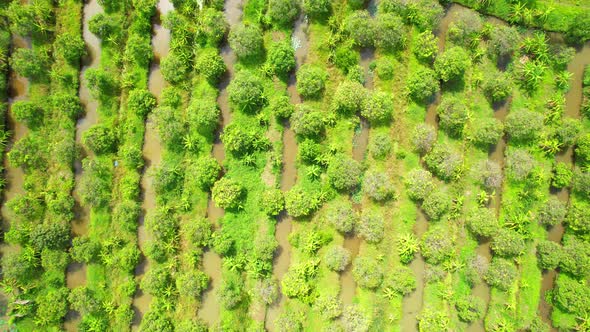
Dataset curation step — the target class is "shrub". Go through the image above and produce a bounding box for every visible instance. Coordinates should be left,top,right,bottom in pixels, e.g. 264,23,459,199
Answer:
504,110,543,143
2,251,36,284
424,143,463,181
474,160,502,192
422,190,450,221
69,287,100,315
553,275,590,315
327,156,362,191
447,10,482,47
556,118,581,147
291,105,325,137
471,118,503,147
413,32,437,63
369,132,392,159
333,44,359,73
421,225,455,264
560,236,590,278
11,47,49,78
296,64,328,99
363,170,395,201
358,210,384,243
36,288,69,327
565,201,590,235
255,279,279,305
361,91,394,125
285,186,317,218
397,233,419,264
12,101,43,128
537,240,561,270
506,148,535,181
161,53,188,84
154,106,184,148
341,305,370,332
151,162,183,195
485,258,517,291
332,80,367,115
537,197,566,228
267,0,298,27
297,139,322,164
552,162,572,189
71,237,100,264
261,188,284,216
573,169,590,199
405,169,435,201
491,228,525,257
566,12,590,44
434,46,470,82
218,271,244,309
189,156,221,190
176,271,209,298
195,48,226,84
437,97,468,137
51,93,83,120
142,265,173,297
489,25,520,59
374,57,396,80
188,100,220,135
313,294,342,319
406,67,439,101
127,89,156,118
324,246,350,272
269,95,294,119
483,72,512,103
302,0,331,18
382,266,416,296
412,123,436,154
212,178,244,210
140,310,173,332
268,40,296,78
197,8,228,46
124,34,152,67
374,13,405,51
466,207,498,238
79,159,112,207
353,256,383,289
455,296,484,323
406,0,444,31
85,67,119,98
576,133,590,166
83,124,117,154
418,309,450,332
221,119,267,155
54,32,85,64
325,199,357,233
228,71,265,113
229,23,264,59
343,11,375,48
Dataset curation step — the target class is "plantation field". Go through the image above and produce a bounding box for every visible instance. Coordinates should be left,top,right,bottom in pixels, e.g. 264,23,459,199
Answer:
0,0,589,331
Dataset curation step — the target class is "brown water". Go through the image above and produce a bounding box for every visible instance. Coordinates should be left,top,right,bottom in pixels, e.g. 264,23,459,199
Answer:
131,0,173,328
402,210,428,331
538,42,590,329
199,0,243,327
65,3,103,331
265,13,308,332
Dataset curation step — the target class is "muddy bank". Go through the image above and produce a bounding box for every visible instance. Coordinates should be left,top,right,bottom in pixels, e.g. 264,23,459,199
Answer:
538,42,590,328
199,0,243,327
131,0,173,328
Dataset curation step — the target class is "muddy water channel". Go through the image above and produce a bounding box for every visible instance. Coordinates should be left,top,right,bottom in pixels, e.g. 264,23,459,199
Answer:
265,13,308,332
538,41,590,328
402,6,457,330
199,0,242,327
131,0,173,328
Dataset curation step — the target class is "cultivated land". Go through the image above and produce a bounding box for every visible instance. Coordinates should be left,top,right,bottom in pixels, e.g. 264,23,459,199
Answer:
0,0,590,331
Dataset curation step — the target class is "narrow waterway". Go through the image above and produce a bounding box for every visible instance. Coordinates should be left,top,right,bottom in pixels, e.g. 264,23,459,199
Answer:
402,5,456,330
199,0,242,327
131,0,172,328
402,210,428,331
538,41,590,329
265,12,307,332
66,1,102,306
